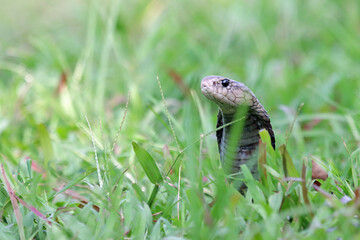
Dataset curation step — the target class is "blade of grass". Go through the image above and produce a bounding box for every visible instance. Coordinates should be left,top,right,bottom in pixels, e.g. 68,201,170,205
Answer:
165,116,246,178
111,92,130,153
132,142,163,184
280,144,299,178
223,106,248,175
301,159,313,218
85,115,103,188
259,129,275,156
132,183,148,203
14,195,52,225
148,184,160,207
258,139,267,180
284,103,304,145
1,161,25,240
157,76,181,152
49,167,96,201
37,124,54,172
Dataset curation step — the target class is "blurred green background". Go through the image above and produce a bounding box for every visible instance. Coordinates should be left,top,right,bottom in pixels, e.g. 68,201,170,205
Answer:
0,0,359,239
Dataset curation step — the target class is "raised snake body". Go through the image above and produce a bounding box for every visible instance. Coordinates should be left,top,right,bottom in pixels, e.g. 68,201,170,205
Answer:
201,75,275,179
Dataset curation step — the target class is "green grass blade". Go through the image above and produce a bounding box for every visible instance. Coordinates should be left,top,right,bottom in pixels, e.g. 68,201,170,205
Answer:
49,167,96,201
37,124,54,169
132,183,148,203
148,184,160,207
259,129,275,156
132,142,163,184
280,144,299,178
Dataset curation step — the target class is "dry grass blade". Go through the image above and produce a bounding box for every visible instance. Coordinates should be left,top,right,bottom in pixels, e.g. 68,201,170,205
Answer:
311,159,328,187
14,195,52,224
258,140,267,180
312,185,333,199
55,71,67,95
168,69,190,95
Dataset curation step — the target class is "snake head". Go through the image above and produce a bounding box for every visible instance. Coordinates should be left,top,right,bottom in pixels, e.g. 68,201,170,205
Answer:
201,75,256,114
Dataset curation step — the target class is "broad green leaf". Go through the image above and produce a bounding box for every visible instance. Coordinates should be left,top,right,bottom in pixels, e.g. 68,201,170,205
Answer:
269,191,283,212
132,142,163,184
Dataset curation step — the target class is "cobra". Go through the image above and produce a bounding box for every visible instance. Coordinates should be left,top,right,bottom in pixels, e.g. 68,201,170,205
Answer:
201,75,275,190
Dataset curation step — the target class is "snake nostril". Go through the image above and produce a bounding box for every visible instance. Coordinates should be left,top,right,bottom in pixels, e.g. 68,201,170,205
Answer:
212,81,216,86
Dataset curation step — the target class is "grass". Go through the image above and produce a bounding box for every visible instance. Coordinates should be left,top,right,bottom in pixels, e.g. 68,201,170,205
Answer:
0,0,360,239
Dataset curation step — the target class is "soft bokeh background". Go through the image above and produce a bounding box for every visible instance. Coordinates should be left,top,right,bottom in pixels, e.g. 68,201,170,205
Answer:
0,0,359,239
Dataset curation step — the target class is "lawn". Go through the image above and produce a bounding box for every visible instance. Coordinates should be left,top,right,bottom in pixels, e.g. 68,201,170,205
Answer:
0,0,360,239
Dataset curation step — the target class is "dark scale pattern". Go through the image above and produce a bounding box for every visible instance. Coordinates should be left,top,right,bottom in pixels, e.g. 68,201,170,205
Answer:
217,109,275,166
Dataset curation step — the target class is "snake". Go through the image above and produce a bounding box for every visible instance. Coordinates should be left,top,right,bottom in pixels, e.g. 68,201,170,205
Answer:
201,75,275,186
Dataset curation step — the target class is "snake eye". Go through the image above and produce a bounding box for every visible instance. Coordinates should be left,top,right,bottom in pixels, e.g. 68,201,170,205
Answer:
221,79,230,87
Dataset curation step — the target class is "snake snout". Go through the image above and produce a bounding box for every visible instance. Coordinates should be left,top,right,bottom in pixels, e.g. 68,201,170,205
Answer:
200,83,207,94
201,75,219,90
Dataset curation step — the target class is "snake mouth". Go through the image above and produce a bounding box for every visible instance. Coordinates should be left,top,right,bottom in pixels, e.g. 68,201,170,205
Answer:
200,85,209,96
201,84,223,103
201,85,238,114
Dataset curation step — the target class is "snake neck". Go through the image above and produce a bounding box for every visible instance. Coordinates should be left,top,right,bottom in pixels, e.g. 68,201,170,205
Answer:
219,110,260,170
222,112,235,129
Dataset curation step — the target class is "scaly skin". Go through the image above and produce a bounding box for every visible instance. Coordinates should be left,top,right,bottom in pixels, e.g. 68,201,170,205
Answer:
201,75,275,187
